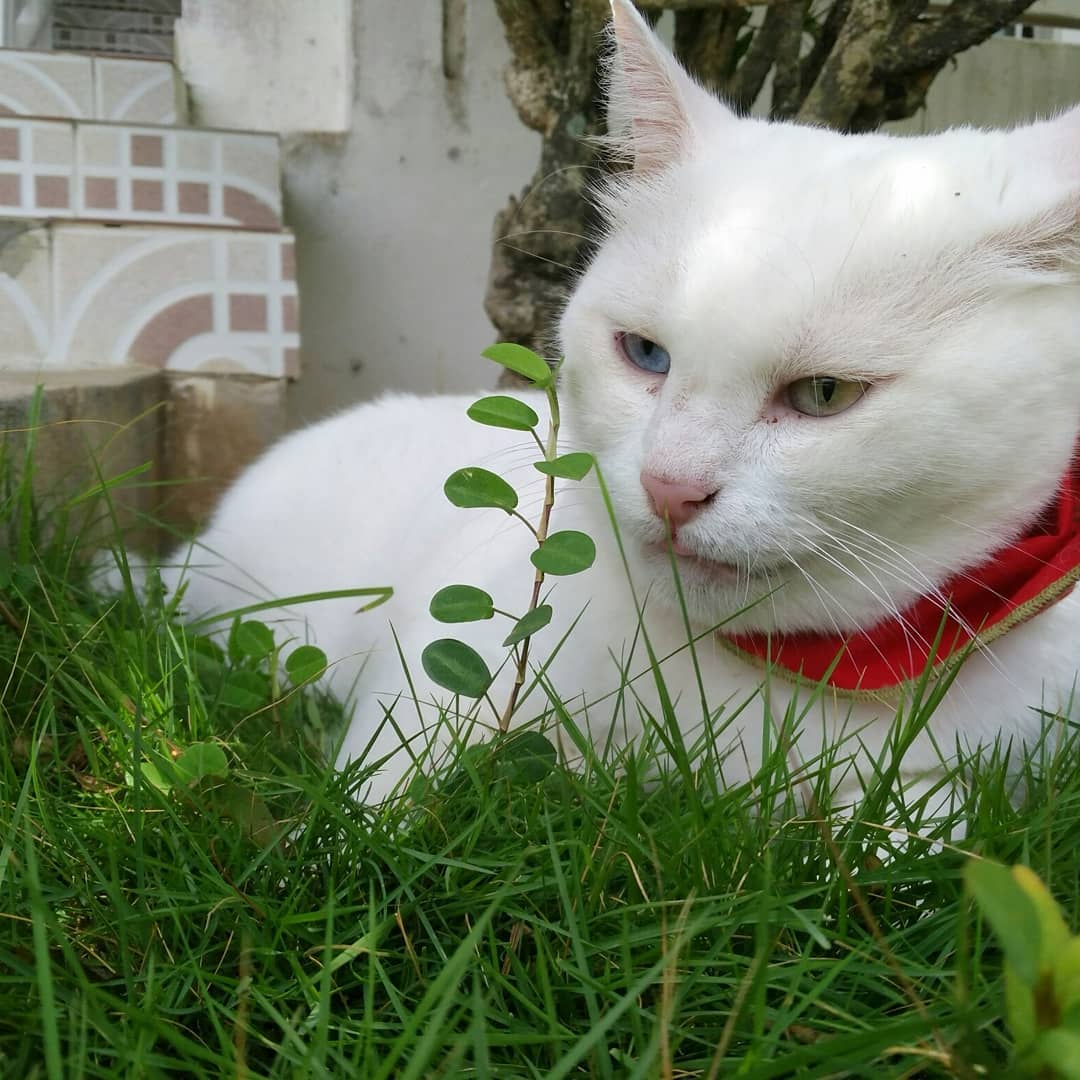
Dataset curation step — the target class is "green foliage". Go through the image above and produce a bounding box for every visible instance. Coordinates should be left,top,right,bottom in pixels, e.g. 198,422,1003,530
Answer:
443,467,519,512
421,638,494,699
6,380,1080,1078
429,584,495,623
967,860,1080,1075
424,343,595,735
481,341,554,388
466,395,541,432
530,529,596,576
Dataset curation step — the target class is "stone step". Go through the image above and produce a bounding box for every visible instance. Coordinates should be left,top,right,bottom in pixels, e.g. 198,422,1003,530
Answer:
0,365,287,539
0,366,165,547
0,46,184,124
0,221,299,377
0,114,281,228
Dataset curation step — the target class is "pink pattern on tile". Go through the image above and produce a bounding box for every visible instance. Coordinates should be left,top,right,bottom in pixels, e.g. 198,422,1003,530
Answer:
0,175,19,205
0,127,20,160
223,186,279,230
178,181,210,214
132,179,164,212
282,295,299,334
84,176,118,210
35,176,69,209
130,133,164,167
229,293,269,333
280,242,296,280
130,294,214,367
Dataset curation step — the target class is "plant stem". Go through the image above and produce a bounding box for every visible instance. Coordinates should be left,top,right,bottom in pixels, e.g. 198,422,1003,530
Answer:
499,385,560,731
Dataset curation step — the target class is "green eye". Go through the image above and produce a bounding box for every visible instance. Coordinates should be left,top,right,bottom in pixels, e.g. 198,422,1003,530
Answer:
786,376,866,417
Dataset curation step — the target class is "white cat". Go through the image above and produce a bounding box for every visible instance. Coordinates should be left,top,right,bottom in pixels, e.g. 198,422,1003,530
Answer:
141,0,1080,808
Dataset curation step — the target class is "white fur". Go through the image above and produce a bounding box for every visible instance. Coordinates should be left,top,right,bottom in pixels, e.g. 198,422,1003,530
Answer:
143,1,1080,803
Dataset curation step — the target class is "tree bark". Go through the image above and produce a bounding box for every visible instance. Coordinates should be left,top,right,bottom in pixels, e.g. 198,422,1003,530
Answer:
486,0,1040,353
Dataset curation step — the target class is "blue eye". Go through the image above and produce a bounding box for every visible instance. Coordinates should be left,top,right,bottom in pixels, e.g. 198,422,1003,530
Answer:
618,332,670,375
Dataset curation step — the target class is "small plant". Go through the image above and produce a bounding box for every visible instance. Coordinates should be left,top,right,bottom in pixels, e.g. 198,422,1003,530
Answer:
966,859,1080,1077
421,344,596,734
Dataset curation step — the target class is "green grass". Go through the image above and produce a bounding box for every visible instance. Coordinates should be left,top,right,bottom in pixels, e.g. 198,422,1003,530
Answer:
3,425,1080,1078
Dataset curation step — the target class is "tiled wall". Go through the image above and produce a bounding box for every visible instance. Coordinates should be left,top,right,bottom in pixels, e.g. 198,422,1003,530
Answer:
1,224,298,377
0,117,281,228
0,48,183,123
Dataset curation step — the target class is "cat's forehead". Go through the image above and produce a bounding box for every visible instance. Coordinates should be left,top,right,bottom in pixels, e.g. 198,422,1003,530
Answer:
594,121,1068,364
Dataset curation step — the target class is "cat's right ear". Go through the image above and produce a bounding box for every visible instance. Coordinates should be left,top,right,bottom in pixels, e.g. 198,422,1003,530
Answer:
605,0,731,173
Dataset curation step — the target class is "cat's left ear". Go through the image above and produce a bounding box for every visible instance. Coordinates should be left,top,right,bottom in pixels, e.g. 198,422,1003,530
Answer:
605,0,734,173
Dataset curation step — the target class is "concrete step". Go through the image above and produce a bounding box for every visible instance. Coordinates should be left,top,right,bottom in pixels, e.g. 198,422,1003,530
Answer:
0,114,281,228
0,365,164,546
0,366,288,539
0,221,299,377
0,46,184,124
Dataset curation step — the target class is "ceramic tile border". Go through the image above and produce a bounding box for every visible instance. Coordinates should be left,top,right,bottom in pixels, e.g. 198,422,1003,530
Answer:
0,49,183,123
0,223,299,378
0,117,280,228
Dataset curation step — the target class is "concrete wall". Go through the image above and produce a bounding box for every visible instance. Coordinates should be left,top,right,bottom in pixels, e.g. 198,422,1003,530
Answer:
177,1,1080,428
177,0,539,429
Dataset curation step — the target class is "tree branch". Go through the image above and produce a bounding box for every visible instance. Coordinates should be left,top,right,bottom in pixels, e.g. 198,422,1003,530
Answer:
797,0,892,129
882,0,1039,75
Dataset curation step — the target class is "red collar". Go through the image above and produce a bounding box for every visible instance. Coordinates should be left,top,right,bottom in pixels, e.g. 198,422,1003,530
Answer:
721,456,1080,693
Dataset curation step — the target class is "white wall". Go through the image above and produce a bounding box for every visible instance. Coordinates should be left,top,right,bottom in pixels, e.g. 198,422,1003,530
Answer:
179,0,539,428
177,1,1080,427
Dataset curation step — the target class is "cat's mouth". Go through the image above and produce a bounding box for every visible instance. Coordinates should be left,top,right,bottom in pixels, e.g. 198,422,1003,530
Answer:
647,532,747,583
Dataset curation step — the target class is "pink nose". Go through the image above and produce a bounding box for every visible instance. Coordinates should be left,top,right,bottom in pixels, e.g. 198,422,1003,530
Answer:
640,471,715,528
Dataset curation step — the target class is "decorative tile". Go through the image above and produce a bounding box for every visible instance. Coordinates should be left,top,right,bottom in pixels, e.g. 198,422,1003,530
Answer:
73,123,281,229
0,50,185,124
0,225,52,368
92,56,184,124
47,225,298,377
0,118,76,218
0,51,94,119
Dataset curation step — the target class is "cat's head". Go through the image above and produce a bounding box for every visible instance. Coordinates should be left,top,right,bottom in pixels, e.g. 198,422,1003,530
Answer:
559,0,1080,635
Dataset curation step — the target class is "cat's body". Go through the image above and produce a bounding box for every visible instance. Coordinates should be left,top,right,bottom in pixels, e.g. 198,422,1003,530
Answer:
139,1,1080,804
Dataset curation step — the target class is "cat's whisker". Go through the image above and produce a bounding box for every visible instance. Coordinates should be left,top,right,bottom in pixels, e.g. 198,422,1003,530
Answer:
813,511,1016,687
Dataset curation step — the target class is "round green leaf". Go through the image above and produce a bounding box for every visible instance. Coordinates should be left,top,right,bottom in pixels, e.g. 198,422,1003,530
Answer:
219,670,269,711
481,343,553,388
430,585,495,623
530,531,596,576
286,644,328,685
497,731,557,784
466,395,540,432
174,741,229,783
533,453,594,481
502,604,553,647
422,639,493,698
444,468,519,512
233,619,275,659
135,761,172,794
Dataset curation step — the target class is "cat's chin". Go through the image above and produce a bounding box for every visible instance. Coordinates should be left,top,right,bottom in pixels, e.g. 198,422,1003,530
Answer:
643,540,748,586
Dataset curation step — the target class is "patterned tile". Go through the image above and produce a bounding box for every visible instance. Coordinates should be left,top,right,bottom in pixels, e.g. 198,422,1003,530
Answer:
73,123,281,228
47,225,299,377
0,51,94,119
0,49,185,124
0,225,51,368
93,56,185,124
0,118,76,217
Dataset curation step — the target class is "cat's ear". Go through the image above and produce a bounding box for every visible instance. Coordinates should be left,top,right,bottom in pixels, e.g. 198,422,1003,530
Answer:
604,0,731,174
